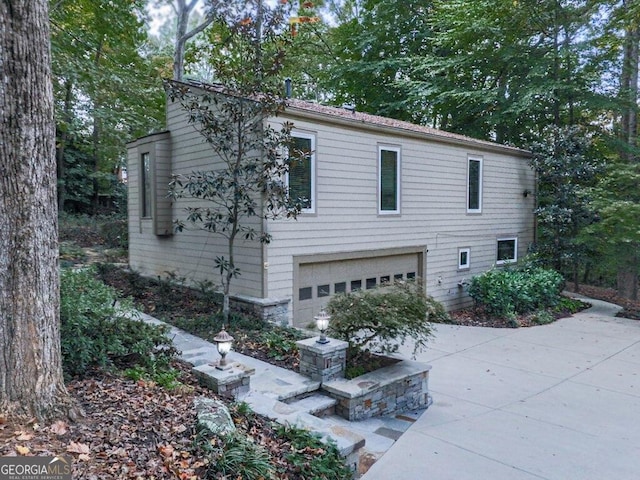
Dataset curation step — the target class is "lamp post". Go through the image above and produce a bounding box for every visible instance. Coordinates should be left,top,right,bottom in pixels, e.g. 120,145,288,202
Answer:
213,326,234,370
315,310,330,344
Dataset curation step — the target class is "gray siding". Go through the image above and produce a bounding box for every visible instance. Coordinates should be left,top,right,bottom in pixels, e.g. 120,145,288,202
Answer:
128,87,535,323
265,113,535,318
127,98,264,298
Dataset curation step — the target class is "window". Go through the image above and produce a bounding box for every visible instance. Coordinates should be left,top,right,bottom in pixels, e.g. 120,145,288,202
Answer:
350,280,362,292
467,156,483,213
141,152,152,218
407,272,416,280
366,277,377,289
497,238,518,265
334,282,346,294
380,275,391,285
379,146,400,214
299,287,312,301
458,248,470,270
317,284,330,297
289,133,315,213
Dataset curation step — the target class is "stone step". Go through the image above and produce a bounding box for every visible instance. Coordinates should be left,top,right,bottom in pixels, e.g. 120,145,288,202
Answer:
240,390,365,464
285,392,338,417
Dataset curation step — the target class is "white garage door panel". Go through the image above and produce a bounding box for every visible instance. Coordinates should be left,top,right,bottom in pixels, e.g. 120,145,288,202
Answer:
295,253,420,326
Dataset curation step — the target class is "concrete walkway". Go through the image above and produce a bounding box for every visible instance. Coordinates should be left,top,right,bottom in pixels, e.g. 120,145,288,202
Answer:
363,297,640,480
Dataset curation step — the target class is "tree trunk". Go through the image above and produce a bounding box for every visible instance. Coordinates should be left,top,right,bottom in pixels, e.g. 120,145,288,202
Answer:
617,12,639,300
0,0,75,421
91,40,104,215
173,0,214,81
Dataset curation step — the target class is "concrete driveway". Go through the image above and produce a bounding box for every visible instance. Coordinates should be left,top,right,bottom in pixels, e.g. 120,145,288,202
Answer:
363,297,640,480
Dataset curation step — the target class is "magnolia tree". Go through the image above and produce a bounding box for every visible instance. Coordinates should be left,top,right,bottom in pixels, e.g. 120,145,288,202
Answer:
164,2,306,324
167,81,304,323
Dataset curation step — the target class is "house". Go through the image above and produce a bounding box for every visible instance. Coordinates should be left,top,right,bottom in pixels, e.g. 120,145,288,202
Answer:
127,81,535,327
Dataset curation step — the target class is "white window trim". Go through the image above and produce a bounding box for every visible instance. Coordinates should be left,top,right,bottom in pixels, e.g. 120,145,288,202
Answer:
287,131,316,214
140,151,152,219
458,247,471,270
467,155,483,214
496,237,518,265
378,145,401,215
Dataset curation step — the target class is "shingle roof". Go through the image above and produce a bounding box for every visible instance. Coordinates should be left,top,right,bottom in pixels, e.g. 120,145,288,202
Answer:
285,98,530,157
170,79,529,157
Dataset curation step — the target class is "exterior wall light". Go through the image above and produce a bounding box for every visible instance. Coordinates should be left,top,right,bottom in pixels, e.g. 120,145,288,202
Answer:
315,310,331,344
214,326,234,370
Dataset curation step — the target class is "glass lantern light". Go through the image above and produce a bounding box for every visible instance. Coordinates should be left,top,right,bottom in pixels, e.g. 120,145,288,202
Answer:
314,310,330,345
213,326,234,370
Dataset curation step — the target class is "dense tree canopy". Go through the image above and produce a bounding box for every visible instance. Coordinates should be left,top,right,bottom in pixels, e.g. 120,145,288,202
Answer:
46,0,640,295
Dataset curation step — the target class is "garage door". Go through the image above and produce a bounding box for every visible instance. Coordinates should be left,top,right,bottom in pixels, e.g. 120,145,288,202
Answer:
294,252,421,327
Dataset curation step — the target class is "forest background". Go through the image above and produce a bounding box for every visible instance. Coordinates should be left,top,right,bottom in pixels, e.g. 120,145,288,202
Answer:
51,0,639,299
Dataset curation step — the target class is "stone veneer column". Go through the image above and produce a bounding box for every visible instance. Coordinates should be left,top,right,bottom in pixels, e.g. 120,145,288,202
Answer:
296,337,349,383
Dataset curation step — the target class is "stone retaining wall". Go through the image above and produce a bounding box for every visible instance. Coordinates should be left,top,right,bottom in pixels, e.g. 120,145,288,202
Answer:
322,360,432,421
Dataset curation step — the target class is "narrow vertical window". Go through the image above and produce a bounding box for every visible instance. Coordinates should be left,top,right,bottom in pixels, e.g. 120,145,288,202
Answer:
141,152,152,218
458,248,470,270
379,146,400,214
289,133,315,213
467,156,483,213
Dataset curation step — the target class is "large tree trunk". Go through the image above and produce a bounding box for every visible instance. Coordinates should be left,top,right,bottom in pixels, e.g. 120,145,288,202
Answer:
617,11,639,300
0,0,74,421
172,0,214,81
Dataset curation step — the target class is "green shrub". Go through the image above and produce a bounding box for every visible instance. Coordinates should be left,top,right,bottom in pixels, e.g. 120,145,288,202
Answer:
531,310,555,325
275,425,353,480
60,268,177,379
326,280,437,358
98,216,128,249
468,264,564,318
259,328,306,361
211,433,275,480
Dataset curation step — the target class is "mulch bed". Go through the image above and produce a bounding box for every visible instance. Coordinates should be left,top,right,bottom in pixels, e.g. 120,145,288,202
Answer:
0,362,338,479
448,285,640,328
564,284,640,320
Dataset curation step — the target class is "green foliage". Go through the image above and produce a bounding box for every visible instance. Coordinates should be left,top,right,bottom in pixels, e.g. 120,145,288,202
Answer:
553,296,591,315
51,0,164,213
531,310,555,326
529,126,604,276
468,264,565,319
274,425,353,480
326,280,437,358
60,268,177,379
98,216,128,249
259,330,303,361
211,433,275,480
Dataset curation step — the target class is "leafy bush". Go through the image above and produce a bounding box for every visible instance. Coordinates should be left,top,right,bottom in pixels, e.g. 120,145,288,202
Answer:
99,216,128,249
211,433,275,480
468,264,564,318
326,280,438,358
275,425,353,480
60,268,177,379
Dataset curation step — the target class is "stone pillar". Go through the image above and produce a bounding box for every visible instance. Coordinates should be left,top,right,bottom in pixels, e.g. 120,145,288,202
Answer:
193,362,255,399
296,337,349,383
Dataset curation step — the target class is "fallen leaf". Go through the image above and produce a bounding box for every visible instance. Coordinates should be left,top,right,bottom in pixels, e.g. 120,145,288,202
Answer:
50,420,68,436
67,442,90,454
158,444,174,458
16,432,34,441
15,445,30,455
78,454,90,461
